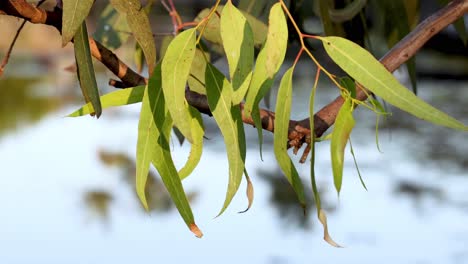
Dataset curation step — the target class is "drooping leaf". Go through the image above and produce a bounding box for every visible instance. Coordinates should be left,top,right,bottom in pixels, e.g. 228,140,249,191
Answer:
74,22,102,118
68,85,145,117
320,36,468,131
62,0,94,45
136,64,202,237
273,66,306,207
178,106,204,180
205,63,246,216
134,43,145,74
265,3,288,78
244,3,289,157
349,139,367,190
309,69,341,247
110,0,156,74
93,4,131,49
330,98,355,194
238,170,254,213
318,0,345,37
161,28,197,143
220,1,254,105
195,5,268,49
188,48,209,95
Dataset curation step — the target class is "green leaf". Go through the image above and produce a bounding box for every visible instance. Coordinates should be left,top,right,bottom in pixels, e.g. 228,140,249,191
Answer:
205,63,246,216
265,3,288,78
68,85,145,117
62,0,94,45
220,1,254,105
188,48,209,95
244,3,289,157
331,98,355,194
309,70,342,247
178,106,204,180
110,0,156,74
136,64,202,237
349,139,367,190
93,4,131,49
320,36,467,131
273,66,306,207
74,22,102,118
161,28,197,143
328,0,367,23
339,76,356,98
195,5,268,49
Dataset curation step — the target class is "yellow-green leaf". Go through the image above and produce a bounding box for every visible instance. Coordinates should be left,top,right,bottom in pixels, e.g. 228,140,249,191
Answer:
265,3,288,78
136,64,202,237
273,66,306,206
220,1,254,104
205,63,246,216
244,3,289,157
320,36,467,131
110,0,156,74
331,98,355,194
74,22,102,118
62,0,94,45
195,5,268,48
188,48,209,95
238,170,254,213
178,106,204,180
68,85,145,117
162,28,197,143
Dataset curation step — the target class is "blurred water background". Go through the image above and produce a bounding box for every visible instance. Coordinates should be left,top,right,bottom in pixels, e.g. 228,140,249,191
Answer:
0,1,467,263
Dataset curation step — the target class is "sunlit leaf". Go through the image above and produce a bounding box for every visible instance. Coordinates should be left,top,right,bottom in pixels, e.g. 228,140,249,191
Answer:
94,4,131,49
195,5,268,48
74,22,102,118
273,66,306,207
244,3,289,157
68,85,145,117
62,0,94,45
309,70,341,247
110,0,156,74
238,170,254,213
205,63,246,216
265,3,288,78
162,28,197,143
134,43,145,74
188,48,209,95
330,98,355,194
178,106,204,180
136,64,202,237
320,36,468,131
220,1,254,104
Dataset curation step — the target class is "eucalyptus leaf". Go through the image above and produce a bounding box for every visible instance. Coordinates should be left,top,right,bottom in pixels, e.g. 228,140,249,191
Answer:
74,22,102,118
273,66,306,207
205,63,246,216
94,4,131,49
62,0,94,45
320,36,467,131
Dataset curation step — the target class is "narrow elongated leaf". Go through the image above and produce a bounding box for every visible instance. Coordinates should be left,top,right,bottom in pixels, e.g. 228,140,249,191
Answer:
188,48,209,95
74,22,102,118
110,0,156,74
238,170,254,213
136,64,202,237
205,64,246,216
265,3,288,78
94,4,131,49
309,71,341,247
68,85,145,117
62,0,94,45
161,29,197,143
195,6,268,48
320,36,467,131
273,67,306,206
220,1,254,105
244,3,289,157
331,98,355,194
178,106,204,180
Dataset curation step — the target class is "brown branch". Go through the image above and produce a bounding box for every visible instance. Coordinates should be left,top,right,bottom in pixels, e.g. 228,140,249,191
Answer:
1,0,466,159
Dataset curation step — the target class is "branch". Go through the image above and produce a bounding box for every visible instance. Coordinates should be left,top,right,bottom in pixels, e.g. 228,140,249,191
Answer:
1,0,466,159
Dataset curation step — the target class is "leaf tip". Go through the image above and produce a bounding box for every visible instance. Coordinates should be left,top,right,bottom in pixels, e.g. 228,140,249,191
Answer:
190,223,203,238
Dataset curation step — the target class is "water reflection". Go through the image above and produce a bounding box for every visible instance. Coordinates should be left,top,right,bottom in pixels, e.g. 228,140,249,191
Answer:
0,77,62,136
